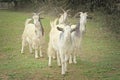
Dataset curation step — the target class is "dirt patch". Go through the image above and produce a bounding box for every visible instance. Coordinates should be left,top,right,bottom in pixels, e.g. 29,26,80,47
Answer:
80,51,104,63
0,74,9,80
0,53,7,59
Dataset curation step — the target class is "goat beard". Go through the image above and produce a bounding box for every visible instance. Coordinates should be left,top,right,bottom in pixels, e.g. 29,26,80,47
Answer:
64,37,72,49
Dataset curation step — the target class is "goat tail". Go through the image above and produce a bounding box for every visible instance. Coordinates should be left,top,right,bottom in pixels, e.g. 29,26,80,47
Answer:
53,18,58,26
50,18,58,28
50,21,54,28
25,18,32,26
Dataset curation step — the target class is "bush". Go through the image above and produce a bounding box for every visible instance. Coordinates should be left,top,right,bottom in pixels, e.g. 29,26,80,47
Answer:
105,12,120,39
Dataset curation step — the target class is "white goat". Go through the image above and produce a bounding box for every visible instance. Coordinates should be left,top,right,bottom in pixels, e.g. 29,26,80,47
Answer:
58,9,70,24
48,18,76,75
48,9,70,61
21,13,44,59
69,12,88,64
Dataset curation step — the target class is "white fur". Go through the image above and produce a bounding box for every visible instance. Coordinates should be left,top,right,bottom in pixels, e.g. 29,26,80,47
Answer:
21,13,44,59
69,12,88,64
58,9,69,24
48,18,75,75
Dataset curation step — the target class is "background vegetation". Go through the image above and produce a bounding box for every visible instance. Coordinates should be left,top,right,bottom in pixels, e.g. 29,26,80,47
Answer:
0,0,120,80
0,0,120,38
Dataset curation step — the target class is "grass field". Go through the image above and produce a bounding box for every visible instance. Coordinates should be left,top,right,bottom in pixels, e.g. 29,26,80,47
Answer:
0,10,120,80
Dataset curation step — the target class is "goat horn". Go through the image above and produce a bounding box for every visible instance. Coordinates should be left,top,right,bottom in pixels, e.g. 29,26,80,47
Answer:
73,12,81,18
60,7,65,13
66,9,70,12
38,11,44,15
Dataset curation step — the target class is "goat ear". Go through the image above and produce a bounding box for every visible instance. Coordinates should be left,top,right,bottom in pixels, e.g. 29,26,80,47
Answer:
57,27,64,31
71,27,76,33
33,13,36,15
79,12,83,14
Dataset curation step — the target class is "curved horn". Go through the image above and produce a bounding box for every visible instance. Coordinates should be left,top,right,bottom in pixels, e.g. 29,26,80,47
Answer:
66,9,70,13
73,12,80,18
38,11,44,15
60,7,65,13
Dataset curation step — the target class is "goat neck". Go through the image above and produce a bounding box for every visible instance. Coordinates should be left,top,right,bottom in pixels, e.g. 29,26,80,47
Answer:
34,19,44,38
59,26,72,49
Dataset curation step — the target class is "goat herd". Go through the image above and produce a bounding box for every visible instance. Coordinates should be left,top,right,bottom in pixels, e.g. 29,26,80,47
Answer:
21,9,88,75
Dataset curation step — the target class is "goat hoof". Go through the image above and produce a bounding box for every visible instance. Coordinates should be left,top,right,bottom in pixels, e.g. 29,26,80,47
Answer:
58,65,61,67
73,61,77,64
21,51,24,54
35,56,39,59
48,65,52,67
69,61,72,64
40,55,43,58
61,73,65,76
52,56,56,60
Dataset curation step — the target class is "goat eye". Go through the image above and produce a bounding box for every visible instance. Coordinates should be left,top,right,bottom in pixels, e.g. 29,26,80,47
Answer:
35,30,37,34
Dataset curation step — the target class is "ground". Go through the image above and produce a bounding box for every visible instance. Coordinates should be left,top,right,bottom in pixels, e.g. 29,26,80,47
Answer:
0,10,120,80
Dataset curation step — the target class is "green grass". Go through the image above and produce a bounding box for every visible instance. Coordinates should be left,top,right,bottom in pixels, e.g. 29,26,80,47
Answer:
0,10,120,80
